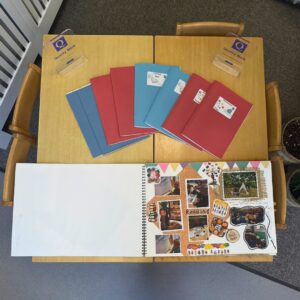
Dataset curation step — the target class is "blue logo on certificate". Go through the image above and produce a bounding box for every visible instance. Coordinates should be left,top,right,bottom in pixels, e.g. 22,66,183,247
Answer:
232,39,247,53
52,36,68,52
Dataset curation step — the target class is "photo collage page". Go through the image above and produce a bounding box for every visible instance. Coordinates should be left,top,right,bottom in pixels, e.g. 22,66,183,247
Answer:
145,162,277,257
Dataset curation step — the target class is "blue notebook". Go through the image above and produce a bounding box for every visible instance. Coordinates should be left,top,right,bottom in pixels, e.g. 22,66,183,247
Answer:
144,68,190,139
66,84,147,157
134,63,180,128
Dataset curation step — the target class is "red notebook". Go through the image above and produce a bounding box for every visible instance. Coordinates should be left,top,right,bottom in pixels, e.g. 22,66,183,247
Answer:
163,73,211,150
90,74,146,145
182,81,253,158
110,66,156,137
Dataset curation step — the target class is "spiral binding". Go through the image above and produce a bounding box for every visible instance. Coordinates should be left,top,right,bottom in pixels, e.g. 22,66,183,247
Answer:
141,165,147,256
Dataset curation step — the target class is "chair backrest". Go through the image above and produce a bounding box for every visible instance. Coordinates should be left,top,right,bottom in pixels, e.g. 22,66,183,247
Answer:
176,21,245,36
266,81,282,152
9,64,41,139
2,134,34,206
270,155,287,229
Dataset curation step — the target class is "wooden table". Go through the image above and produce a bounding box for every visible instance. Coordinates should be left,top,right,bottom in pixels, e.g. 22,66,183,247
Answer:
38,35,154,165
35,35,271,263
36,35,154,263
154,36,268,163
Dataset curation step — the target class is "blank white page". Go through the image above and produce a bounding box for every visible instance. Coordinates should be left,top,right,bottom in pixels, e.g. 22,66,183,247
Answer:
12,163,144,257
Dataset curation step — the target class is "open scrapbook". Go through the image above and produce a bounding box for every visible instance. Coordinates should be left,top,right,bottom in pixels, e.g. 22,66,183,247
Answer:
12,162,276,257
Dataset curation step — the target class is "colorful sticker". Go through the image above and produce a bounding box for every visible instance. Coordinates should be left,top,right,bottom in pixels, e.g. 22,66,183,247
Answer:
193,89,206,104
147,167,160,183
201,162,221,185
209,217,228,237
147,72,167,87
174,79,186,94
226,229,240,243
212,199,230,219
148,203,158,222
213,96,237,119
187,243,230,256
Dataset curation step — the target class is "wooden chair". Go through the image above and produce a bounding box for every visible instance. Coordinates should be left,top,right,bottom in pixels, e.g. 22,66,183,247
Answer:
270,155,287,229
1,134,35,206
266,81,282,152
176,21,245,36
9,64,41,142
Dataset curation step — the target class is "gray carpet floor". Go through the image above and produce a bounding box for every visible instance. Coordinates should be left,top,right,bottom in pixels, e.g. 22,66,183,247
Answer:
0,0,300,292
1,197,300,300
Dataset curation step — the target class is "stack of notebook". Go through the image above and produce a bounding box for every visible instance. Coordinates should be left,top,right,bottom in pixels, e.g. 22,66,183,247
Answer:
66,63,252,158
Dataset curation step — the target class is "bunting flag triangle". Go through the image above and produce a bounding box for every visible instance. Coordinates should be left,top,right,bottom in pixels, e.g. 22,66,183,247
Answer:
250,161,261,169
191,163,203,173
236,161,249,169
158,163,169,173
260,161,270,168
180,162,189,169
232,163,239,170
217,162,227,169
170,163,179,172
226,161,235,169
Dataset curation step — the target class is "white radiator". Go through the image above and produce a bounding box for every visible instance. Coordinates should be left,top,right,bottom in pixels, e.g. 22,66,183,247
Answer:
0,0,63,149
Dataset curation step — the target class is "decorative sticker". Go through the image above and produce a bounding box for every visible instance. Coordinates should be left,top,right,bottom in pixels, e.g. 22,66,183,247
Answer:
201,162,221,185
226,229,240,243
213,96,237,119
193,89,206,104
147,167,160,183
148,203,158,222
174,79,186,95
147,72,167,87
212,199,230,219
209,217,228,237
187,243,230,256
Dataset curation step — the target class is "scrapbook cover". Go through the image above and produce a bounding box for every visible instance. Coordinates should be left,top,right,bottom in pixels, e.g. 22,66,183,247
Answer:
182,81,253,158
90,74,146,145
134,63,180,128
163,73,211,150
66,85,144,157
110,66,156,137
144,161,276,257
144,68,190,139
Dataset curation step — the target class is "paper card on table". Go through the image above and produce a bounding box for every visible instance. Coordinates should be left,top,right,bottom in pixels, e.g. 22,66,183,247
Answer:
66,84,147,157
134,63,180,128
163,73,211,150
182,81,253,158
144,68,190,139
90,74,146,145
110,66,156,136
